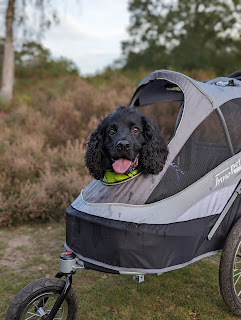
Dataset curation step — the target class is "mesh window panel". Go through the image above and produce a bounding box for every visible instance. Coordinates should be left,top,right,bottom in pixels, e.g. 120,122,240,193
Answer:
146,110,232,203
220,98,241,154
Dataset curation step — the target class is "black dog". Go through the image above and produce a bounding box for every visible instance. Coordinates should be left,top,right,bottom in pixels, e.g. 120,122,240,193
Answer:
85,106,168,180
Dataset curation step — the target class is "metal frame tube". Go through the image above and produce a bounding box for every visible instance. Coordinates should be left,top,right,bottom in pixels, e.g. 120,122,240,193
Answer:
46,274,72,320
216,107,235,156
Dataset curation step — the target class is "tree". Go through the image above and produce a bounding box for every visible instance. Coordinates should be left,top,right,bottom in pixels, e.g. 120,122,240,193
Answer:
0,0,59,101
15,42,79,77
1,0,15,101
122,0,241,74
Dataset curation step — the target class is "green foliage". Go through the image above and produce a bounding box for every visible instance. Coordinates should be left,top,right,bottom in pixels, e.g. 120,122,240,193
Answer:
15,42,79,78
122,0,241,75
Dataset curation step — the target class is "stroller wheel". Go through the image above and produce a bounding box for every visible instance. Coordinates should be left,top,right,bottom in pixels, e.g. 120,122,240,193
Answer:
219,217,241,316
5,277,78,320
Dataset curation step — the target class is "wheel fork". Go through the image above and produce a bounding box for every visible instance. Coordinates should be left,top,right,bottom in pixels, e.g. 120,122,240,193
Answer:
39,251,80,320
44,273,72,320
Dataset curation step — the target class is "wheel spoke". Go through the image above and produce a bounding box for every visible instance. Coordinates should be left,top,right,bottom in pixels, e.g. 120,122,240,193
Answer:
233,270,241,278
234,272,241,286
21,294,65,320
25,312,40,320
233,243,241,304
235,258,241,263
46,307,64,320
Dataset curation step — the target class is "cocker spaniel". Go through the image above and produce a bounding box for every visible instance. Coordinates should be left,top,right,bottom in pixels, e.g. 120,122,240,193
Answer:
85,106,168,180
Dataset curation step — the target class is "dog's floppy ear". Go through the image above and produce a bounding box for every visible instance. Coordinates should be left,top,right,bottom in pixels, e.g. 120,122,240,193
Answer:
140,115,169,174
85,116,109,180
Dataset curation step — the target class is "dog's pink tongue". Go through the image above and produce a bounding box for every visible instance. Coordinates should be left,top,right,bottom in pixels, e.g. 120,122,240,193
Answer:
112,158,131,174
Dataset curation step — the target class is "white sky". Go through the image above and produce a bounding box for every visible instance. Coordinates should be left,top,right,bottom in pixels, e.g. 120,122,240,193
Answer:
41,0,130,76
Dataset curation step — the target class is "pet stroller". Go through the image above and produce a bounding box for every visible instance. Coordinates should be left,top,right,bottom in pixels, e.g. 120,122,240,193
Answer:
6,69,241,319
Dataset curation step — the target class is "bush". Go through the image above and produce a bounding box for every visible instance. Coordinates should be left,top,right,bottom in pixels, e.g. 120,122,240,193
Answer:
0,70,138,226
0,69,215,226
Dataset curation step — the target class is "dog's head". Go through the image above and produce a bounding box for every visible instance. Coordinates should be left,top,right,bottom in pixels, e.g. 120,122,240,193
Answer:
85,106,168,180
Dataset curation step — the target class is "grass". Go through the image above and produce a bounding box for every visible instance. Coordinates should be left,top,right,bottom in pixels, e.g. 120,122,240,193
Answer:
0,221,239,320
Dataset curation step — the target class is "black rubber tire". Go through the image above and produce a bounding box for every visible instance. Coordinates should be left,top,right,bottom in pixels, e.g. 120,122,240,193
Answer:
219,217,241,316
5,277,78,320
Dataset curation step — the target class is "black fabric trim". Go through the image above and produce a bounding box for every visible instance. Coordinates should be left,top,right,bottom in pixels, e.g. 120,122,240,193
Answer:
83,261,119,274
66,194,241,271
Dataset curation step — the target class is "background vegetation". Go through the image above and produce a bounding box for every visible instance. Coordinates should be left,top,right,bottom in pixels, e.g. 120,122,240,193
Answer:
0,55,216,227
121,0,241,75
0,63,141,226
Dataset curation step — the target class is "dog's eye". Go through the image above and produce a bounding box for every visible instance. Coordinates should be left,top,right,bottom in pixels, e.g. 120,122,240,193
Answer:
132,127,139,134
109,129,115,136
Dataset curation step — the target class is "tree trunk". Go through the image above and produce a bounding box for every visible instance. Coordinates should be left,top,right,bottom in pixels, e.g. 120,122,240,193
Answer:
0,0,15,102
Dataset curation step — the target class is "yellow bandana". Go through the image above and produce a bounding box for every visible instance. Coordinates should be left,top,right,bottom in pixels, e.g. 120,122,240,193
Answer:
102,168,141,184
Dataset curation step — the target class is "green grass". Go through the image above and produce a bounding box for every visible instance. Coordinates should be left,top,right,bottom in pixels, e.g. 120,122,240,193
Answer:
0,222,239,320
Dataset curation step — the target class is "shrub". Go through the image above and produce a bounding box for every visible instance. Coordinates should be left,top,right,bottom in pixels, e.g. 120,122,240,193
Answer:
0,69,216,226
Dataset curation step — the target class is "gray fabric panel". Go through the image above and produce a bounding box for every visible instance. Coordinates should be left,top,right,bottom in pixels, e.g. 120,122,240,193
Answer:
197,77,241,108
83,70,214,205
65,242,221,275
176,184,236,222
72,153,241,224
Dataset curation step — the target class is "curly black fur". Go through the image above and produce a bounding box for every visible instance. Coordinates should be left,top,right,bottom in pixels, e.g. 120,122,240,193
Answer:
139,115,169,174
85,106,168,180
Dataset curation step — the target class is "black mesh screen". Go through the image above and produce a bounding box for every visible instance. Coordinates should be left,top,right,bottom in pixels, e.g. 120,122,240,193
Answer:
146,109,233,203
220,98,241,154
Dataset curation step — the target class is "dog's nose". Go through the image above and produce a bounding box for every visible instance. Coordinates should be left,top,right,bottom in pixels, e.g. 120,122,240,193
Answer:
116,140,130,151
